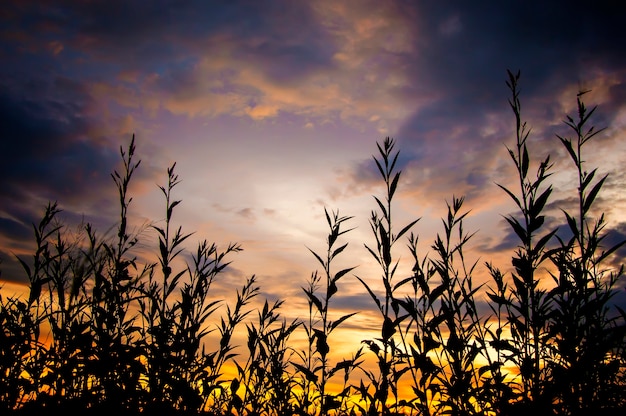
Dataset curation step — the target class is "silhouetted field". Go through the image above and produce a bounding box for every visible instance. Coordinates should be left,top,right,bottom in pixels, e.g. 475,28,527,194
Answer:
2,72,625,415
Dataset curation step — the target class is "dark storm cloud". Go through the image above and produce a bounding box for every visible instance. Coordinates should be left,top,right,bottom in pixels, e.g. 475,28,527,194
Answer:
326,293,380,317
0,78,119,206
1,0,336,82
388,0,626,207
82,0,334,74
0,217,30,244
206,1,337,83
404,0,626,100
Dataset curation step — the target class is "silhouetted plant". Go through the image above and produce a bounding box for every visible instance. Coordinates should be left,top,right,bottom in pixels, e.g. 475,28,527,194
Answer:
0,206,40,409
11,202,98,410
1,137,255,415
203,274,259,414
483,71,626,416
428,197,485,415
87,135,147,411
139,162,194,410
486,70,557,413
0,290,40,410
228,299,299,416
355,137,419,416
394,233,442,416
547,90,626,414
477,262,516,412
294,208,362,416
138,161,250,413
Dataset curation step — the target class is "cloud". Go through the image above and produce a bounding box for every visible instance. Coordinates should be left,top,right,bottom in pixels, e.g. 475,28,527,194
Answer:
236,208,255,221
0,77,118,210
23,0,420,133
1,0,625,316
335,1,621,220
4,0,626,134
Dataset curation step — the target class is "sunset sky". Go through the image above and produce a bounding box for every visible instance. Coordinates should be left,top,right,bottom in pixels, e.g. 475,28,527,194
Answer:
1,0,626,347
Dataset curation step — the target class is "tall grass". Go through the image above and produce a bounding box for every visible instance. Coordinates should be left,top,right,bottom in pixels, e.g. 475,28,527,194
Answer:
293,208,362,415
487,70,558,413
355,137,419,416
1,72,625,415
547,88,626,414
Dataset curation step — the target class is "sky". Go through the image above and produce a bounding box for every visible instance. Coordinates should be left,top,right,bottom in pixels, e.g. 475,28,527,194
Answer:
1,0,626,355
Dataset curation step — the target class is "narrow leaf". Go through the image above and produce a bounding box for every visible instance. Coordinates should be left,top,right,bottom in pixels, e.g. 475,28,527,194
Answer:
330,312,358,332
583,174,607,215
373,196,387,218
356,276,382,311
308,247,326,268
581,168,597,192
564,211,579,239
504,216,528,242
331,242,349,260
530,187,552,218
497,183,522,209
521,144,529,179
557,135,578,164
333,266,356,282
389,171,400,200
395,218,420,242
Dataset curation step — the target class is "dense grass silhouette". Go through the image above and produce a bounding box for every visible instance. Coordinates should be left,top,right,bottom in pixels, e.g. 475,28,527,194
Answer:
1,72,625,415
